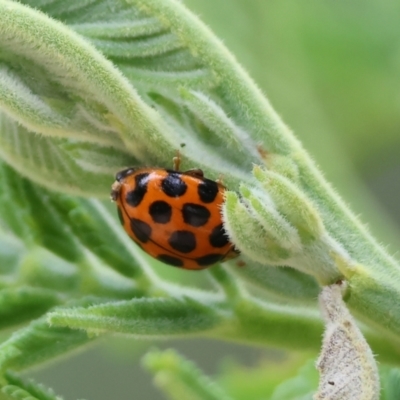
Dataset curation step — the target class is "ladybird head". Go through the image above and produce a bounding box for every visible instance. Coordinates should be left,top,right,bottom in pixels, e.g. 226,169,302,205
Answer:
115,168,136,182
111,167,137,202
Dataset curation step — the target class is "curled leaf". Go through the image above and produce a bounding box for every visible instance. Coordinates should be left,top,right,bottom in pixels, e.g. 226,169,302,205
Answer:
315,282,380,400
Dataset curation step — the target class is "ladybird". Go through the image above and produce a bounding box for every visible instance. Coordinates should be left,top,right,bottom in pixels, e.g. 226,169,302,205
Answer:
111,164,239,270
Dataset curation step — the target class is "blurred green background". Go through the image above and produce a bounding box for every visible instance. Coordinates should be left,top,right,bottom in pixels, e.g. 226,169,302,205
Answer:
28,0,400,398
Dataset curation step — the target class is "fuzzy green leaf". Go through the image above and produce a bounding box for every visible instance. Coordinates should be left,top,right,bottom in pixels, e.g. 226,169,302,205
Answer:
0,0,281,196
253,167,324,243
0,2,399,398
0,298,102,372
15,249,79,294
0,115,126,196
224,169,349,284
381,368,400,400
0,162,150,292
143,348,234,400
0,287,61,330
2,372,63,400
232,261,320,303
0,163,82,262
48,297,222,336
0,0,167,195
0,233,24,280
216,354,312,400
231,298,323,351
48,195,145,279
270,360,317,400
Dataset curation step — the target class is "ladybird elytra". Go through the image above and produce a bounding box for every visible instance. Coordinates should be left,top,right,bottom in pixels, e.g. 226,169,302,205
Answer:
111,167,239,270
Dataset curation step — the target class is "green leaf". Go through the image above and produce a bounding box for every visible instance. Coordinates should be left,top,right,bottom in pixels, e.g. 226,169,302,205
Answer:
0,287,61,331
2,371,63,400
48,195,144,279
0,0,284,196
232,261,320,303
0,163,82,262
0,1,400,397
224,168,349,284
381,367,400,400
143,348,234,400
48,297,222,336
253,167,324,243
15,249,79,294
270,360,317,400
217,354,312,400
0,116,128,196
0,298,101,372
0,233,24,279
0,162,150,292
0,0,166,195
232,298,323,352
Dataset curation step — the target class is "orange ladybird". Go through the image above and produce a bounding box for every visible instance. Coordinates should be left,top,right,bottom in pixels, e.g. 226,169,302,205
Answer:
111,165,239,270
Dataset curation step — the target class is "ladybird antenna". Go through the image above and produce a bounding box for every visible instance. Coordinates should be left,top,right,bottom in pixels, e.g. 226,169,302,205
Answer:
173,150,181,171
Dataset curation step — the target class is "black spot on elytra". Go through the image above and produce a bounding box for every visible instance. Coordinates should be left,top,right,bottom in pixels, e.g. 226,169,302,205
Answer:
162,172,187,197
157,254,184,267
209,224,229,248
126,173,150,207
168,230,196,253
130,218,152,243
149,200,172,224
198,180,218,203
182,203,210,227
195,254,223,266
117,207,124,225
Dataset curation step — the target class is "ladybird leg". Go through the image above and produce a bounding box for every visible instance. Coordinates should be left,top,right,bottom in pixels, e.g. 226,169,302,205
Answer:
183,169,204,179
222,245,240,261
173,150,181,171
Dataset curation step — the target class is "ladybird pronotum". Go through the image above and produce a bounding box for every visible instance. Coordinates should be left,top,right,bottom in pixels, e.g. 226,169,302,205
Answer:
111,167,239,270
